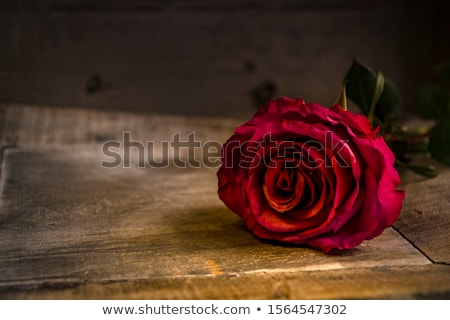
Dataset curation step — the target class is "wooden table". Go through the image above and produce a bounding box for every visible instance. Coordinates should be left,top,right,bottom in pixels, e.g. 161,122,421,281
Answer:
0,105,449,299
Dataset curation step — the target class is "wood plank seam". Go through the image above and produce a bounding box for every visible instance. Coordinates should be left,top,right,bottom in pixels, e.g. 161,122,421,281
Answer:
392,226,438,264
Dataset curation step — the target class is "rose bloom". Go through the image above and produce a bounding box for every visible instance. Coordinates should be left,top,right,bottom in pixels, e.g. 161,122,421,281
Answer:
217,97,405,253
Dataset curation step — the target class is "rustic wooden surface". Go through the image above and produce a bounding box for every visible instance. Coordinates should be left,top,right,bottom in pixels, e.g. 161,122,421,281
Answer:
2,1,449,116
0,105,449,299
394,164,450,264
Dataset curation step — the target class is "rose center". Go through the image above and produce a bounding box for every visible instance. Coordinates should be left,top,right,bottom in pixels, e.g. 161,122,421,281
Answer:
263,166,304,213
276,170,294,192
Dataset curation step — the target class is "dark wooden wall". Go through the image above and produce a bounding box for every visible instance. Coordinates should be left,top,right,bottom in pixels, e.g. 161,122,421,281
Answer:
1,0,449,117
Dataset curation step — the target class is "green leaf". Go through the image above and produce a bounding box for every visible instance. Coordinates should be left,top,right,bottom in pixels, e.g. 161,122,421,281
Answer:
415,84,450,119
428,120,450,166
344,59,402,121
377,77,402,120
404,162,439,178
395,159,439,178
335,81,348,111
433,61,450,86
368,71,384,126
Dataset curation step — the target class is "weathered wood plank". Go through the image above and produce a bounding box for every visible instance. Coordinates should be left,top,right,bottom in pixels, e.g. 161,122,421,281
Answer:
1,105,449,299
0,147,430,289
394,162,450,264
2,265,450,300
2,1,449,116
1,105,243,148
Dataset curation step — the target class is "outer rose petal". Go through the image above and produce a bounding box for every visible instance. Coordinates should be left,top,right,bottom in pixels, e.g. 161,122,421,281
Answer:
217,97,405,253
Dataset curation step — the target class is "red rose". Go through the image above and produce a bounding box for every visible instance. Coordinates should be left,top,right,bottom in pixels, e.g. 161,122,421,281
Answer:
217,97,405,253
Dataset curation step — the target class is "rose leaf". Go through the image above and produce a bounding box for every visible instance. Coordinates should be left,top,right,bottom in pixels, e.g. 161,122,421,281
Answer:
344,59,402,121
368,71,384,126
335,81,348,111
404,162,439,178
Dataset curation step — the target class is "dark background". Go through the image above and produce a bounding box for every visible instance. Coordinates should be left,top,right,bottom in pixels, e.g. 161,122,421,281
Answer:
1,0,449,118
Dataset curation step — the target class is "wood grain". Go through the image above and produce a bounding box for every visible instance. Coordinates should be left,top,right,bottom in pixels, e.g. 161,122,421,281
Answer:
2,1,449,116
395,163,450,264
0,105,449,299
1,105,244,148
2,265,450,300
0,148,429,288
